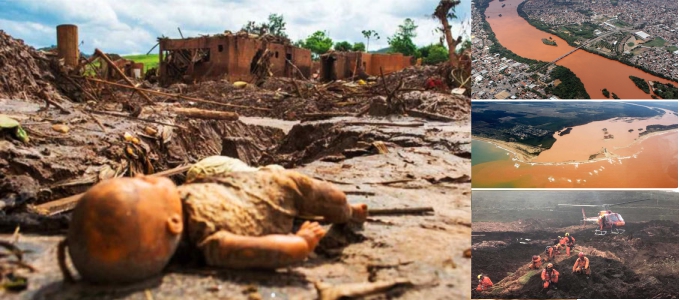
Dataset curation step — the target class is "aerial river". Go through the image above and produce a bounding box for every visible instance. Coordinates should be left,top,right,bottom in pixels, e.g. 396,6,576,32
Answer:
472,107,678,188
484,0,678,99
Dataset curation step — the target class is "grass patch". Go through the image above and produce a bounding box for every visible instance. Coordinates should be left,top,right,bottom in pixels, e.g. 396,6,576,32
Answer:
519,270,540,285
121,54,159,72
542,38,557,46
666,46,678,53
627,42,634,47
643,37,666,47
612,19,629,27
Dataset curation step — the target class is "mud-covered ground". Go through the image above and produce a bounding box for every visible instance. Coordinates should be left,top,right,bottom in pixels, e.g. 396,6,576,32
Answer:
0,30,471,299
471,192,679,299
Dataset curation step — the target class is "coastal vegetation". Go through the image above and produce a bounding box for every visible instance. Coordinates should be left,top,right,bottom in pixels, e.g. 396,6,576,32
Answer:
545,66,590,99
629,75,650,94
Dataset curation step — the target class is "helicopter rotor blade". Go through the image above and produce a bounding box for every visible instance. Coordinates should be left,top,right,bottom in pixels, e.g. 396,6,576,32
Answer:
557,204,600,207
606,199,652,207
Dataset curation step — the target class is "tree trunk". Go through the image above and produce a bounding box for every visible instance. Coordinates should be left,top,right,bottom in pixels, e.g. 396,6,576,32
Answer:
441,17,458,66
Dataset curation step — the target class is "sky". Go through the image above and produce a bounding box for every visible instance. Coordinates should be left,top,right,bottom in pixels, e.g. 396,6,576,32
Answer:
0,0,471,55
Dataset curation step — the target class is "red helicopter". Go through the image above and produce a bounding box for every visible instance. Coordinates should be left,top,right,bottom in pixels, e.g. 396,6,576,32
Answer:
558,199,651,235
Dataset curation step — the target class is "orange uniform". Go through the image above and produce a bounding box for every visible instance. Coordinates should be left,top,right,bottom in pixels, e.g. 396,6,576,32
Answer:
545,246,555,261
530,256,542,269
541,268,559,289
573,256,591,275
476,276,493,292
565,236,575,256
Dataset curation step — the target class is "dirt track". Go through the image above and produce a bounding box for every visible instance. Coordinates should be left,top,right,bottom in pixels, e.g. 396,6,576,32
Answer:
471,192,679,299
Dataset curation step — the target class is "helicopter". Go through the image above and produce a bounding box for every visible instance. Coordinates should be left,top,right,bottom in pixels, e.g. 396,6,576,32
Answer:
558,199,651,235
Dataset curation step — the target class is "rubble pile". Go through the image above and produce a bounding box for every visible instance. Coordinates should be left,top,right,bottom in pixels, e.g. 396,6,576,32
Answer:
0,31,62,101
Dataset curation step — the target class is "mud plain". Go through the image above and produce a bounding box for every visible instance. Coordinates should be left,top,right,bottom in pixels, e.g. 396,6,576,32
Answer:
472,191,679,299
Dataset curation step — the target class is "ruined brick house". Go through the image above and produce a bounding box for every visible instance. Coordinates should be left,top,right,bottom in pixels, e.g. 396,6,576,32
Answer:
319,51,412,82
158,34,312,85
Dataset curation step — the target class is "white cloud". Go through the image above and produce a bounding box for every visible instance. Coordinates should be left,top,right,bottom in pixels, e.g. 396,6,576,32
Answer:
1,0,471,54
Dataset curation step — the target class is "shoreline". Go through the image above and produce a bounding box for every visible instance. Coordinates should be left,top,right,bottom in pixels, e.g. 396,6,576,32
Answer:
473,127,677,166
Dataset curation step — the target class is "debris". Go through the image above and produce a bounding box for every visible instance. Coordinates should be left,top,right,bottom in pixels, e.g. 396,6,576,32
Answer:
173,108,239,121
50,124,69,134
464,248,472,258
372,141,389,154
368,207,434,216
315,278,412,300
34,164,191,216
94,49,155,105
233,81,248,89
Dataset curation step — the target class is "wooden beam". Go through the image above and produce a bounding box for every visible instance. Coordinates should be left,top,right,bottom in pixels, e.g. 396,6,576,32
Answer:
94,48,155,105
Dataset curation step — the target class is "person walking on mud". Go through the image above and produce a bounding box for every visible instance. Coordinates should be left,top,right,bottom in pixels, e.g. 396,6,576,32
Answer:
572,252,591,278
476,274,494,292
529,255,542,269
541,263,560,290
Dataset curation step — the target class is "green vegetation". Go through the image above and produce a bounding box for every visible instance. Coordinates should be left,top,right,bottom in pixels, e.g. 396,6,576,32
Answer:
296,31,333,59
361,29,380,52
666,46,678,53
387,18,418,56
629,76,650,94
352,42,366,52
519,270,540,285
544,66,590,99
652,82,679,99
627,42,634,47
612,19,629,27
472,102,662,149
612,93,620,99
242,14,288,38
542,38,557,46
640,124,678,136
122,54,159,72
602,88,610,98
333,41,352,51
643,37,666,47
610,0,618,6
417,44,449,65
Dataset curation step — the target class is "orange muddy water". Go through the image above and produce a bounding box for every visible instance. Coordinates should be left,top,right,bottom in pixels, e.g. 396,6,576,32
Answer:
485,0,678,99
536,108,678,162
473,132,677,188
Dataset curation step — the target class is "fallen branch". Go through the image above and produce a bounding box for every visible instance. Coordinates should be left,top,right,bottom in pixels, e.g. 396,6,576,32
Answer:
285,59,309,81
85,109,187,129
94,49,155,105
406,109,456,122
316,278,412,300
344,121,424,127
173,107,239,121
301,112,354,122
35,165,192,216
84,77,270,111
369,206,434,216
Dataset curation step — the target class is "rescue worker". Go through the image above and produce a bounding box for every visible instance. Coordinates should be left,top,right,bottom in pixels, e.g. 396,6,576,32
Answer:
598,215,606,231
572,252,591,278
559,235,569,255
541,263,559,290
476,274,493,292
545,245,555,261
529,255,542,269
565,233,575,256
